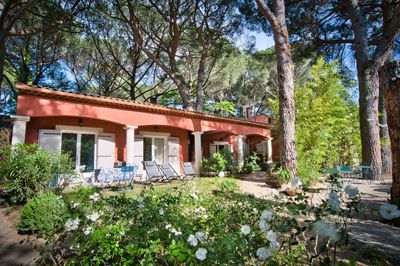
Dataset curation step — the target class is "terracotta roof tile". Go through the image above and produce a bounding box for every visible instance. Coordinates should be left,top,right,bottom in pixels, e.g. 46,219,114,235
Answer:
16,83,271,129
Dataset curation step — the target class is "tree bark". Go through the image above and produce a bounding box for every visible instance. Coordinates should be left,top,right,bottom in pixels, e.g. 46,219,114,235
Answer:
346,0,382,179
379,60,400,204
379,77,392,174
196,46,208,112
256,0,297,177
0,40,6,89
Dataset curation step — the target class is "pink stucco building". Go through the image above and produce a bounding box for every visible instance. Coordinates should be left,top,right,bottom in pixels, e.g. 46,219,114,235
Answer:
11,84,276,175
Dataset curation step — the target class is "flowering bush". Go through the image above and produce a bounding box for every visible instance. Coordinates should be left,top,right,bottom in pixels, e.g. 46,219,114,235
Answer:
44,179,364,265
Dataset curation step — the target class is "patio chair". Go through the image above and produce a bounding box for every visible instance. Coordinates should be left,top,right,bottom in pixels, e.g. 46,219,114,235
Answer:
119,164,137,187
182,162,198,179
142,161,165,183
95,167,117,188
158,164,185,182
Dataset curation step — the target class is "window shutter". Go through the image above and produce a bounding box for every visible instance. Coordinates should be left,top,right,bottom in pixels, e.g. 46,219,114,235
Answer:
133,136,144,175
210,144,217,156
243,144,249,157
256,143,264,154
98,133,115,169
168,137,180,173
38,130,61,153
227,144,233,153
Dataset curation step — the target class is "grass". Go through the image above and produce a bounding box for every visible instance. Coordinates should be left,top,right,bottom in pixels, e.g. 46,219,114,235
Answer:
62,177,238,201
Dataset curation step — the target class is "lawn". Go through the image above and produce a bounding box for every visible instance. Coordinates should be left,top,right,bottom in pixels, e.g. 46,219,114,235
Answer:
62,177,239,201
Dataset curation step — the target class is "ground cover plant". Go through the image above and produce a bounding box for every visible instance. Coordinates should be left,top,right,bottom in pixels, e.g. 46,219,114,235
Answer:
26,177,368,265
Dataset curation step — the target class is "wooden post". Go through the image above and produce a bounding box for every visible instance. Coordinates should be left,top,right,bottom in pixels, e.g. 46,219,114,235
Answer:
379,60,400,204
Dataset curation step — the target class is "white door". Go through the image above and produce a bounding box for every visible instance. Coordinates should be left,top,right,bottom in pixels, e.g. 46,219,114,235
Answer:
97,133,115,169
38,129,61,152
210,144,217,156
133,136,144,175
168,137,180,173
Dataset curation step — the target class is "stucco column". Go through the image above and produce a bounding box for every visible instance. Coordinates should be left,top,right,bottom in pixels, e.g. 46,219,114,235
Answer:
10,115,30,145
237,135,245,168
124,125,137,165
192,131,203,174
267,137,273,163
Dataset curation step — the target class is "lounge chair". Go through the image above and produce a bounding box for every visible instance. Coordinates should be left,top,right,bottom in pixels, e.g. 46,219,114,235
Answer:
182,162,198,179
142,161,165,183
158,164,185,182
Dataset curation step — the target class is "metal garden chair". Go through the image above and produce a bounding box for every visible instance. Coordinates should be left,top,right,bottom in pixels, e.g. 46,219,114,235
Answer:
158,164,185,182
182,162,198,179
142,161,165,184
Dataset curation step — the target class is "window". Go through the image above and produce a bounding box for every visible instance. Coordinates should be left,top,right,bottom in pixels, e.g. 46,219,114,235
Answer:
143,137,165,164
61,132,96,172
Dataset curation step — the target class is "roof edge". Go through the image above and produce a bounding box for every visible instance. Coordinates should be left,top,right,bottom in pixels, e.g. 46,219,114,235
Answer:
16,83,272,129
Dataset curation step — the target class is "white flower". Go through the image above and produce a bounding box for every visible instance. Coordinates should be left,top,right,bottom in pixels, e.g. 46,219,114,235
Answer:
159,208,164,215
195,248,207,261
259,219,269,232
83,226,93,235
266,230,277,243
65,218,80,231
218,171,225,178
138,204,144,208
261,210,272,221
191,193,199,201
203,214,208,219
71,202,80,208
240,225,251,235
269,239,279,250
165,224,172,230
119,231,125,236
256,247,272,260
379,203,400,220
187,234,199,246
194,206,205,214
86,212,101,222
344,184,359,198
328,192,341,212
89,192,100,202
312,221,340,242
195,231,208,242
253,208,259,214
136,197,144,203
171,228,182,236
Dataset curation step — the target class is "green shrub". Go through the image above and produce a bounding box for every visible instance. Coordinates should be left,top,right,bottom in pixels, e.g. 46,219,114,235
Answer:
19,192,69,238
201,150,234,174
217,178,237,192
243,152,259,174
277,168,291,186
0,144,75,203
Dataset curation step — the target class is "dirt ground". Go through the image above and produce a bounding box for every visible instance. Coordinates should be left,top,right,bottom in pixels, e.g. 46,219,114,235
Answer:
239,173,400,265
0,201,40,266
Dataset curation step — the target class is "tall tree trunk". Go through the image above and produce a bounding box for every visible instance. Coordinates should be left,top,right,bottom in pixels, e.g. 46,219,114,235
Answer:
196,46,208,112
256,0,297,177
346,0,382,179
357,65,382,179
0,40,6,89
379,60,400,204
379,77,392,174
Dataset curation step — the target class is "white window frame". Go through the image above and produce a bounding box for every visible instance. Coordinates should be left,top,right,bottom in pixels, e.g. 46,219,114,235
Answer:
56,125,100,173
139,131,170,164
212,141,229,153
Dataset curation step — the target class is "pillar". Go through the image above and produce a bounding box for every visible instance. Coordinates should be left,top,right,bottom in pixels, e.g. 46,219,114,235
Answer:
267,137,273,163
237,135,245,168
124,125,137,165
191,131,203,173
10,115,30,145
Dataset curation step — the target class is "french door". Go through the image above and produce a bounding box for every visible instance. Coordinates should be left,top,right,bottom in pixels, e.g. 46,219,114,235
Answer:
143,137,165,164
61,132,96,173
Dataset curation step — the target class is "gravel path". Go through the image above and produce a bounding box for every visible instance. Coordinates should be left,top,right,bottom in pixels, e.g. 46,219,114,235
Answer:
239,172,400,265
0,202,40,266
